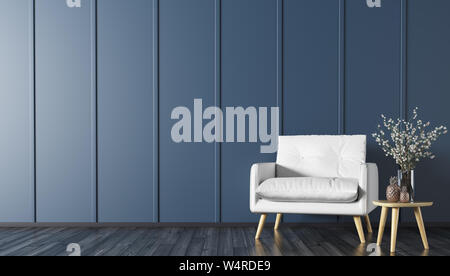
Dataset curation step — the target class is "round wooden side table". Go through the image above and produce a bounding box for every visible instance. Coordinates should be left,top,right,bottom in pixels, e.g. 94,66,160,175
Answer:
373,200,434,253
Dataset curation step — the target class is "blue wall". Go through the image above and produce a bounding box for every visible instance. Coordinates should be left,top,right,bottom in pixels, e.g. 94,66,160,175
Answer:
283,0,340,223
221,0,279,223
0,0,449,223
97,0,155,222
35,0,97,222
404,0,450,222
159,0,217,222
0,0,34,222
344,0,401,222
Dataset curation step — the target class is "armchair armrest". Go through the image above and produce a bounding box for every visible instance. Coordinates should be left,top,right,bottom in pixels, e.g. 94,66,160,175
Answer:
250,163,276,213
360,163,379,215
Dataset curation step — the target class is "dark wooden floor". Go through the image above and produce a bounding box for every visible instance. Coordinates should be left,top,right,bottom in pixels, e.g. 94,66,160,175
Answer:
0,225,449,256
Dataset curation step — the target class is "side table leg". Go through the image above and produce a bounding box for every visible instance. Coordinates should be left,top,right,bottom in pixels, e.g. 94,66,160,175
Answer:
414,207,430,250
377,207,388,246
391,208,400,253
364,215,373,233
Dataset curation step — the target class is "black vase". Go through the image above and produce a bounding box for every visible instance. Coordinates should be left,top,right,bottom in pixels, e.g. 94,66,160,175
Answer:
398,170,415,202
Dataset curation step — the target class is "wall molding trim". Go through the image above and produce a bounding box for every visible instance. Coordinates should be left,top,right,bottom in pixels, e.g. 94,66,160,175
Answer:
214,0,222,223
2,221,450,228
31,0,37,223
277,0,284,134
89,0,98,223
400,0,407,121
93,0,99,223
338,0,346,134
153,0,160,223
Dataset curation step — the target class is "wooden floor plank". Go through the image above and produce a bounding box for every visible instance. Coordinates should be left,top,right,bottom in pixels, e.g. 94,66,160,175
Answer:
279,228,314,256
170,228,195,256
2,228,62,256
217,228,233,256
103,228,147,256
0,226,448,256
89,229,132,256
202,227,219,256
0,228,56,256
150,228,181,256
119,228,155,256
69,228,118,257
186,228,206,256
242,227,267,256
9,228,70,256
136,228,165,256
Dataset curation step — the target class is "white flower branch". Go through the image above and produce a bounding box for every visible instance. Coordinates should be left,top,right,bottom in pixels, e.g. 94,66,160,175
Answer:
372,107,448,172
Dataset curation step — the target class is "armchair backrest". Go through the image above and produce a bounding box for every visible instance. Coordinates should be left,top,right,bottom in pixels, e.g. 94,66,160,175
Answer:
276,135,366,179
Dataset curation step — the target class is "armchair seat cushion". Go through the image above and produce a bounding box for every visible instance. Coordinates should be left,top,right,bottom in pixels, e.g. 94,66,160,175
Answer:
256,177,359,203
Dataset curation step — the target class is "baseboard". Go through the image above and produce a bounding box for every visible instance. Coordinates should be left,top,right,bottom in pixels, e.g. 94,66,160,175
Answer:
1,222,450,228
0,222,262,228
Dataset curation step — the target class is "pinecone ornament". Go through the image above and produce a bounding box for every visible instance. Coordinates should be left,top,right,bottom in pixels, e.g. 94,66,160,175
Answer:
400,186,410,203
386,177,400,202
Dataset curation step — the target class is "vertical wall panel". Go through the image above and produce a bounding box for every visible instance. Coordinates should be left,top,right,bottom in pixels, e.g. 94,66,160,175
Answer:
345,0,401,212
0,0,34,222
97,0,154,222
35,0,96,222
406,0,450,222
283,0,340,223
284,0,339,135
221,0,278,222
159,0,216,222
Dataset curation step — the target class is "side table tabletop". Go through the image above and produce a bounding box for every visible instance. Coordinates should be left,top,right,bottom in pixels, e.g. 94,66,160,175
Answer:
373,200,434,253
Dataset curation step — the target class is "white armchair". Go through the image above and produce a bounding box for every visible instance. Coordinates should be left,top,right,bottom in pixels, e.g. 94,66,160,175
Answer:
250,135,379,243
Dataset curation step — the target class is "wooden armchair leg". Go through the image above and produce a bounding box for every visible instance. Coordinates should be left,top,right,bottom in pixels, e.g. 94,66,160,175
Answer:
255,214,267,240
364,215,373,233
353,216,366,243
274,214,283,230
